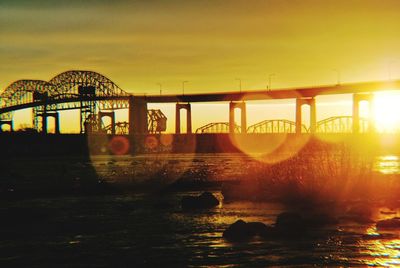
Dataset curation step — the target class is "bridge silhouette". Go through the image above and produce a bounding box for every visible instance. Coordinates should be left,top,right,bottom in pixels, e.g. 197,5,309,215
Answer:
1,70,399,135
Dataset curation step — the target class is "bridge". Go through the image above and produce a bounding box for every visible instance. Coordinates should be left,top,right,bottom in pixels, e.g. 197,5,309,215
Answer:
1,70,399,135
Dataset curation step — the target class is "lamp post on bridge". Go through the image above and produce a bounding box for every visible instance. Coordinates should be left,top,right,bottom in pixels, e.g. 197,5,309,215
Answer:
157,83,162,95
182,81,189,95
235,78,242,93
388,61,398,80
332,69,341,85
268,73,276,90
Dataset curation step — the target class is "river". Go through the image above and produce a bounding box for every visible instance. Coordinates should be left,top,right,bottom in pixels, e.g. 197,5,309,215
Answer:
1,154,400,267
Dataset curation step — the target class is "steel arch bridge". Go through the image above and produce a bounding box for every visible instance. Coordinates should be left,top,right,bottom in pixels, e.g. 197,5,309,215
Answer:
247,119,308,133
196,122,241,133
316,116,369,133
0,70,131,132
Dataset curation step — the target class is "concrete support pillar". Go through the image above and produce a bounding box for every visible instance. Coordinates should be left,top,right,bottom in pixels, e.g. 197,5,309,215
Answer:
352,93,374,133
129,96,148,135
295,99,302,134
175,103,192,134
229,103,235,134
241,103,247,134
54,113,60,134
352,95,360,134
187,105,192,134
309,98,316,133
128,96,134,135
175,105,180,134
229,101,247,134
296,97,316,134
42,114,47,134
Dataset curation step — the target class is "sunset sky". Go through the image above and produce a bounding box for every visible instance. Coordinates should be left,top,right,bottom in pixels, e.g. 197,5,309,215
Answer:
1,0,400,132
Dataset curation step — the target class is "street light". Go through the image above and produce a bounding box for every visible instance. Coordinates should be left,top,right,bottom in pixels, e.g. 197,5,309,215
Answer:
235,78,242,93
332,69,341,85
157,83,162,95
268,73,276,90
388,61,397,80
182,81,189,95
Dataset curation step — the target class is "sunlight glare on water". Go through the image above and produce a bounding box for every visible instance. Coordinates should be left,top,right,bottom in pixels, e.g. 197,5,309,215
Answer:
375,155,400,174
360,238,400,267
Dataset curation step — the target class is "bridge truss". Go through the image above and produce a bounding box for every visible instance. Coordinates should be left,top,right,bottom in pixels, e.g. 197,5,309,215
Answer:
196,122,241,133
103,122,130,135
196,117,371,134
0,70,130,133
316,116,369,133
247,119,308,133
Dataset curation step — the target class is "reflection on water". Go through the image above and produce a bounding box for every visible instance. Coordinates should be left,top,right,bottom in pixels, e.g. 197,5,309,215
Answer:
358,225,400,267
3,153,400,266
360,235,400,266
2,192,400,266
375,155,400,174
90,153,400,187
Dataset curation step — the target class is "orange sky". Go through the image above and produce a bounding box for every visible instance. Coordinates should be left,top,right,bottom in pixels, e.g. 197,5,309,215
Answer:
1,0,400,132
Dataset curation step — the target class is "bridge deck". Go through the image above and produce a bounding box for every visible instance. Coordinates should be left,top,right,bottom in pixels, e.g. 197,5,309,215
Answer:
2,80,400,114
142,80,400,103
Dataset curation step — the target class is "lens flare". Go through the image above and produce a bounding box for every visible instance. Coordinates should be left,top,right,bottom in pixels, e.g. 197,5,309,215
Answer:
227,92,310,164
109,136,130,155
373,91,400,132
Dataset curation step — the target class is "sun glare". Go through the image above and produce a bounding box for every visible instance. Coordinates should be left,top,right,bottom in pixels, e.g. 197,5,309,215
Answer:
373,91,400,132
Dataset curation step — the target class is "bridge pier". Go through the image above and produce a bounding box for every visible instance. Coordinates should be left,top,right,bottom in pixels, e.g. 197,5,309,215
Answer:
353,93,374,133
129,96,148,134
98,111,116,134
229,101,247,134
296,97,316,134
175,103,192,134
40,112,60,134
0,120,13,132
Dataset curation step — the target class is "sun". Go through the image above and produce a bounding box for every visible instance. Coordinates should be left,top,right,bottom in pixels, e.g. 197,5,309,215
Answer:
373,91,400,132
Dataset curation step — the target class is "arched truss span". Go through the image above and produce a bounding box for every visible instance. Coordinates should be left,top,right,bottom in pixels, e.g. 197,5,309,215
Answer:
247,119,308,133
49,70,128,98
0,71,131,125
196,122,241,133
316,116,369,133
1,79,51,105
0,70,130,112
0,80,51,120
48,70,130,111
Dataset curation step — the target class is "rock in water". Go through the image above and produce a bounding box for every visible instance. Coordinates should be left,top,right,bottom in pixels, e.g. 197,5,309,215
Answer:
223,220,250,241
223,220,274,241
246,221,275,238
198,192,219,207
306,213,339,227
376,218,400,230
275,212,308,234
181,192,219,210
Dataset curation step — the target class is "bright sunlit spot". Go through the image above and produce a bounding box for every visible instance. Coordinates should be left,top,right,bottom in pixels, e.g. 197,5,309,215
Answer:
373,91,400,132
